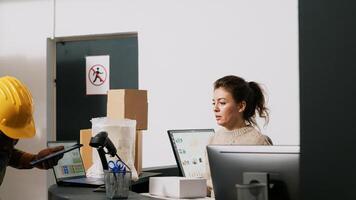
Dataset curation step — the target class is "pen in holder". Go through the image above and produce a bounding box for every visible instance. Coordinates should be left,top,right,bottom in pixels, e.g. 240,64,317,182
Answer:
105,160,132,199
89,131,132,199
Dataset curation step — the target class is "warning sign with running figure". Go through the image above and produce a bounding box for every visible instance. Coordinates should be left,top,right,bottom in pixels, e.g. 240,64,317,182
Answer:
86,55,110,95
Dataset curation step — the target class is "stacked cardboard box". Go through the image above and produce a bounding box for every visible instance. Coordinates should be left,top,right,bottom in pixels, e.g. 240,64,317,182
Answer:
107,89,147,175
107,89,148,130
80,89,148,175
80,129,93,171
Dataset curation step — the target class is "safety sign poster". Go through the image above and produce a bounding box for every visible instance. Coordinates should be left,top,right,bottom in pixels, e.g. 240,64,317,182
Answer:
86,55,110,95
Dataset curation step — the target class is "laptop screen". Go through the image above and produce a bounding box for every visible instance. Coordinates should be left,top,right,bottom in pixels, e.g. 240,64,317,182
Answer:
48,141,86,181
168,129,215,178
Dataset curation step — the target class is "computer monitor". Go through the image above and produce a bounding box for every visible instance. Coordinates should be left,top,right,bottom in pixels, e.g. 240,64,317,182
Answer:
207,145,299,200
168,129,215,178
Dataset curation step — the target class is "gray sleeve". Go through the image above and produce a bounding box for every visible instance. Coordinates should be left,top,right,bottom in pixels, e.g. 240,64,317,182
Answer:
8,148,35,169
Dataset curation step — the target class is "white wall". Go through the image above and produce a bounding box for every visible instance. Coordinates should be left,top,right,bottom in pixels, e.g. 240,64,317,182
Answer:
0,1,53,200
0,0,299,199
54,0,299,167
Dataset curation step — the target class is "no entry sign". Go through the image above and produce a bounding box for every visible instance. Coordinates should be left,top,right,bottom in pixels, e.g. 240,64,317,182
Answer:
86,55,110,95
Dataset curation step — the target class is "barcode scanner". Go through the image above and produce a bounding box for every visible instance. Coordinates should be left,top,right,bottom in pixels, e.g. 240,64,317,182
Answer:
89,131,130,171
89,131,116,170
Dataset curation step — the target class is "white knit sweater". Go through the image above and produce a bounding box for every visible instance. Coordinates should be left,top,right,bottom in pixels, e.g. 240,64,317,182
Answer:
209,126,271,145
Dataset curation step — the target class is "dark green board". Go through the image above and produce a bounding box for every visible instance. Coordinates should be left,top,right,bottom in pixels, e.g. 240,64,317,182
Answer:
56,35,138,142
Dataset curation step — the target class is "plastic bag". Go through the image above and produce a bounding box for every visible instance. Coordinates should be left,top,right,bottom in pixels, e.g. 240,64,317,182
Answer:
87,117,138,181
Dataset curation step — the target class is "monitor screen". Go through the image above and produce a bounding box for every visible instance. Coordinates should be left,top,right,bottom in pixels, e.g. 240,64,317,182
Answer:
168,129,215,178
207,145,299,200
48,141,85,180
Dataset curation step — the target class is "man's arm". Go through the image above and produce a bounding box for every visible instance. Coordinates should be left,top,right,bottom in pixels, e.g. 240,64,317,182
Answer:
9,146,64,169
8,149,35,169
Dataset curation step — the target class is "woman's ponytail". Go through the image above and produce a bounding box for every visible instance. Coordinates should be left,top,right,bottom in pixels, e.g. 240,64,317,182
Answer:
247,81,269,127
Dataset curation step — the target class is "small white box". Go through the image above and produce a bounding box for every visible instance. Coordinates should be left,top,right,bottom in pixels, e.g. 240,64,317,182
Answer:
149,176,207,199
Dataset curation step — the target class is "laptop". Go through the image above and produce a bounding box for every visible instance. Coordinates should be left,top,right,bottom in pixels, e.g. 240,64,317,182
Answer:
167,129,215,178
48,141,104,187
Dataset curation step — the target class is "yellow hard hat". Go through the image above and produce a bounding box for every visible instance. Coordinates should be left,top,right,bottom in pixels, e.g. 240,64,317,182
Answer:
0,76,35,139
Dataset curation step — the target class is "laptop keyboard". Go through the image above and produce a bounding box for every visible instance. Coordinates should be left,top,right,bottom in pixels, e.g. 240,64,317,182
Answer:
66,177,103,184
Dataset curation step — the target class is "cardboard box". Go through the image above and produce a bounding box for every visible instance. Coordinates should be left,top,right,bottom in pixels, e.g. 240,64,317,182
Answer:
79,129,93,171
107,89,148,130
149,177,207,198
135,130,143,175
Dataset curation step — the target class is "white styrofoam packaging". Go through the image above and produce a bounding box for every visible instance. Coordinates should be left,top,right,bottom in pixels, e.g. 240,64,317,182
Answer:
149,176,207,198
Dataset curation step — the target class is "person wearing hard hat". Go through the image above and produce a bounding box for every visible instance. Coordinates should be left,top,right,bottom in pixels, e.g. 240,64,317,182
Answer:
0,76,64,187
